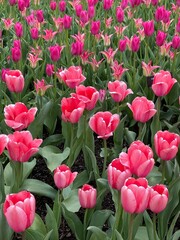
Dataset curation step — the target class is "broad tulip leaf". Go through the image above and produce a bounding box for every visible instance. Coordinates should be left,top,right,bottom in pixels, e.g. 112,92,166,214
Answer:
62,189,81,213
134,227,149,240
44,230,53,240
166,211,180,240
172,230,180,240
23,158,37,181
29,213,47,236
0,204,13,240
45,204,59,240
20,179,57,199
115,230,124,240
0,163,5,203
25,229,44,240
44,101,59,134
124,128,136,145
73,170,89,189
39,145,70,171
87,226,109,240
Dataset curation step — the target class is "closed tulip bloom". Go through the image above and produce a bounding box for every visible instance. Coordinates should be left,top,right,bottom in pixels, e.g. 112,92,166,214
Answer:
89,111,120,139
50,1,56,10
120,141,155,177
5,70,24,93
71,41,84,56
176,18,180,33
162,10,171,24
88,6,95,19
30,27,39,40
61,97,85,123
148,184,168,213
72,85,99,110
0,134,8,155
155,6,165,22
108,80,133,102
54,164,77,189
131,35,140,52
11,47,22,62
80,10,89,23
121,177,150,213
14,22,23,38
13,39,21,49
118,39,127,52
36,10,44,23
59,0,66,12
46,64,54,76
3,191,35,233
75,4,83,17
156,30,166,47
59,66,86,89
6,131,42,162
116,7,124,23
154,130,180,161
18,0,25,11
63,15,72,29
49,45,63,62
1,68,10,82
78,184,97,208
9,0,17,6
151,0,158,6
90,20,101,35
121,0,128,9
143,20,154,36
172,35,180,49
4,102,37,131
152,70,177,97
107,158,131,190
103,0,113,10
127,96,157,123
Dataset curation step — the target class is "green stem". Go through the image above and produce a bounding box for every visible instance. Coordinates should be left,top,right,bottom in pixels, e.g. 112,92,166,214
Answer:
83,208,89,240
102,139,107,178
67,123,74,167
161,160,166,184
171,50,177,76
128,214,134,240
57,190,62,227
11,161,23,193
111,192,122,240
153,213,157,240
156,97,161,131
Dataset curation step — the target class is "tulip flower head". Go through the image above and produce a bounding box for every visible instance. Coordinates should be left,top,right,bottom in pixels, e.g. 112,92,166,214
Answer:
5,70,24,93
78,184,97,208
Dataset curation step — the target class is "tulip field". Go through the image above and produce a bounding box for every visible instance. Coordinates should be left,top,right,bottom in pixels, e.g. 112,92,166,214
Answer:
0,0,180,239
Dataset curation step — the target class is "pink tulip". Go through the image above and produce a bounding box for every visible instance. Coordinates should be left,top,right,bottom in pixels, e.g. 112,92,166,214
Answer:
116,7,124,23
72,85,99,110
50,1,56,10
3,191,35,233
127,96,157,123
118,39,127,52
34,79,52,96
49,45,63,62
18,0,25,11
71,41,84,56
5,70,24,93
6,131,42,162
121,177,149,213
143,20,154,37
1,68,10,82
162,10,171,24
176,18,180,33
129,0,142,8
88,6,95,19
107,158,131,190
61,96,85,123
59,66,86,89
108,80,133,102
75,4,83,17
80,10,89,23
0,134,8,155
46,64,54,76
59,0,66,12
13,40,21,49
63,15,72,29
54,164,77,189
4,102,37,131
90,20,101,35
142,61,159,77
131,35,140,52
9,0,17,6
155,6,165,22
121,0,128,9
30,27,39,40
154,130,180,161
14,22,23,38
36,10,44,23
120,141,155,177
103,0,113,10
172,35,180,49
156,31,166,47
148,184,168,213
151,0,158,6
89,111,120,139
78,184,97,208
152,70,177,97
11,47,22,62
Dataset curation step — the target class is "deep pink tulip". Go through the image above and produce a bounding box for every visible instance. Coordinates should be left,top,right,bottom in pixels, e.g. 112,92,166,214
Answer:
59,66,86,89
154,131,180,161
30,27,39,40
148,184,168,213
36,10,44,23
0,134,8,155
118,39,127,52
103,0,113,10
14,22,23,38
116,7,124,23
3,191,35,233
129,0,142,8
151,0,158,6
143,20,154,37
61,97,85,123
72,85,99,111
162,10,171,24
50,1,57,10
6,131,42,162
80,10,89,23
59,0,66,12
1,68,10,82
75,4,83,17
176,0,180,7
152,70,177,97
155,6,165,22
172,35,180,49
108,80,133,102
90,20,101,35
156,30,166,47
24,0,30,8
54,164,77,189
121,177,149,213
63,15,72,29
11,47,21,62
13,39,21,49
78,184,97,208
5,70,24,93
71,41,84,56
46,64,54,76
9,0,17,6
89,111,120,139
131,35,140,52
88,6,95,19
17,0,25,11
127,96,156,123
176,18,180,33
107,158,131,190
4,102,37,131
49,45,62,62
121,0,128,9
120,141,155,177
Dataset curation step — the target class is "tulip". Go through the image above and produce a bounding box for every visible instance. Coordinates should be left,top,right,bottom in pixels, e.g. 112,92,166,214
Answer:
127,96,157,123
34,79,52,96
36,10,44,23
107,158,131,190
143,20,154,37
11,47,21,62
49,45,63,62
1,68,10,82
162,10,171,24
155,6,165,22
50,1,56,10
156,30,166,47
88,6,95,19
17,0,25,11
75,4,83,17
142,61,159,77
30,27,39,40
120,141,155,177
154,130,180,161
78,184,97,208
54,164,77,189
46,64,54,76
5,70,24,93
59,66,86,89
116,7,124,23
108,80,132,102
172,35,180,49
90,20,101,35
129,0,142,8
72,85,99,110
61,96,85,123
9,0,17,6
13,40,21,49
6,131,42,162
80,10,89,24
14,22,23,38
131,35,140,52
151,0,158,6
71,41,84,56
152,70,177,97
3,191,35,233
118,39,127,52
4,102,37,131
148,184,168,213
176,18,180,33
103,0,113,10
89,111,120,139
121,0,128,9
0,134,8,155
59,0,66,12
63,15,72,29
121,177,149,213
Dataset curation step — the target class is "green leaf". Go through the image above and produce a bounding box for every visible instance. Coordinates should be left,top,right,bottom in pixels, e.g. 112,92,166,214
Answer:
45,204,59,240
0,204,13,240
115,230,124,240
23,159,36,181
62,205,83,240
4,162,13,186
20,179,57,199
73,170,89,189
132,214,143,239
172,230,180,240
62,189,81,213
44,101,59,134
39,145,70,171
124,128,136,145
44,230,53,240
87,226,109,240
29,214,47,236
143,211,155,240
166,211,180,240
42,134,64,147
135,227,149,240
25,229,44,240
147,166,162,186
0,163,5,203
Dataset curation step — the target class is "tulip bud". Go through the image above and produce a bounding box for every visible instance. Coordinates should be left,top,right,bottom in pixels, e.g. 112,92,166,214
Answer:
78,184,97,208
